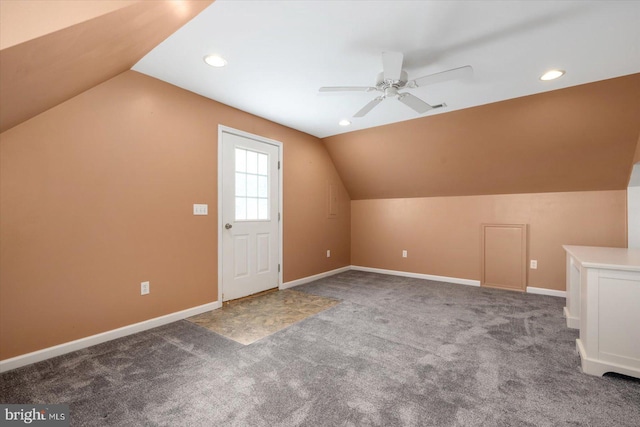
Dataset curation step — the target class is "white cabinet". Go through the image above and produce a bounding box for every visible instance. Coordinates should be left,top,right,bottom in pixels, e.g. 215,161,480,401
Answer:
563,253,581,329
563,245,640,378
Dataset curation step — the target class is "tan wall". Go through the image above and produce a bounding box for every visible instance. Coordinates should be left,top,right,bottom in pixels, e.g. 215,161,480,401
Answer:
0,70,350,360
352,191,626,291
324,74,640,200
0,0,141,50
0,0,213,132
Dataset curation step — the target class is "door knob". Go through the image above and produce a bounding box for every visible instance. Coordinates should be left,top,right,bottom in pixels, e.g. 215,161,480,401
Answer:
225,223,233,229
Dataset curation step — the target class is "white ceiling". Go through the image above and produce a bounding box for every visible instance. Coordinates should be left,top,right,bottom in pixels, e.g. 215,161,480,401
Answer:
133,0,640,139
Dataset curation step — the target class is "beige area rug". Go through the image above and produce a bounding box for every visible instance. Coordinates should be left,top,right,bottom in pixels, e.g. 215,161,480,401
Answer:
187,289,340,345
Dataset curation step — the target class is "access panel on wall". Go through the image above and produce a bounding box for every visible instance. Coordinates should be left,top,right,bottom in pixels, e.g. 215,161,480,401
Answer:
481,224,528,292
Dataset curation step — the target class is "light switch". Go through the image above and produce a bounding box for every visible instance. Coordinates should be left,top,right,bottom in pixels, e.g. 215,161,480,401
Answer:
193,204,208,215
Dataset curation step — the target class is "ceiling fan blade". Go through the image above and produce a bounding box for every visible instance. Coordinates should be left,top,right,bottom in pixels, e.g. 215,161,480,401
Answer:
319,86,376,93
354,97,384,117
411,65,473,88
382,51,404,81
398,93,433,114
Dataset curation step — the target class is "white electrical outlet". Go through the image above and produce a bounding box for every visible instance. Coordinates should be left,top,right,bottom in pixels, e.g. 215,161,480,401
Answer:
530,260,538,269
402,250,407,258
193,204,208,215
326,250,331,258
141,281,150,295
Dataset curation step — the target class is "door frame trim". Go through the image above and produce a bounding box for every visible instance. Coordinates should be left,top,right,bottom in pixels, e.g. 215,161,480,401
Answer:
217,125,283,303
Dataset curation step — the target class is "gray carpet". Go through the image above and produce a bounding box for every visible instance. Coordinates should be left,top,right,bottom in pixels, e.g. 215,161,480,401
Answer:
1,271,639,426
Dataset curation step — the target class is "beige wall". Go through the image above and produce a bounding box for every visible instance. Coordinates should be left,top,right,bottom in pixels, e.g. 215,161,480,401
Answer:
0,70,350,360
0,0,213,132
324,74,640,200
352,191,626,291
0,0,141,50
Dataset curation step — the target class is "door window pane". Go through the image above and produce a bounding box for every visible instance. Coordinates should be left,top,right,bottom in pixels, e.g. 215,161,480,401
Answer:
235,148,246,172
235,173,246,197
258,176,268,198
246,150,258,174
258,153,268,175
246,197,258,220
234,147,270,221
246,174,258,198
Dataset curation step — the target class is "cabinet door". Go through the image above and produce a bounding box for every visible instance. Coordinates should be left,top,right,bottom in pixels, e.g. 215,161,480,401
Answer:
481,224,527,291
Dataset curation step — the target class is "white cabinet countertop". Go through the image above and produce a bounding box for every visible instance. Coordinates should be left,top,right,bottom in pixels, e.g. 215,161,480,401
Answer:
562,245,640,272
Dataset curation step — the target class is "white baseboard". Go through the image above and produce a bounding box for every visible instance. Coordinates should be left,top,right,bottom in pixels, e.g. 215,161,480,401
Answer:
0,301,221,373
527,286,566,298
352,266,565,297
563,306,580,329
280,266,351,289
350,265,481,287
0,267,566,372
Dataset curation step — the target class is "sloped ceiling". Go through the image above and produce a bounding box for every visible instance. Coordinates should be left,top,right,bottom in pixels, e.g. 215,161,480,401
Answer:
1,1,638,201
0,0,139,50
323,74,640,200
0,0,213,133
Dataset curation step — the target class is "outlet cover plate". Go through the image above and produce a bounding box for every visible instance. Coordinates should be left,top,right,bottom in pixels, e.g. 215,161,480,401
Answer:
141,281,150,295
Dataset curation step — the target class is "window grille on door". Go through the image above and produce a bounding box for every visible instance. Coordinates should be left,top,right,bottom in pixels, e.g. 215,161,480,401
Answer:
235,148,269,221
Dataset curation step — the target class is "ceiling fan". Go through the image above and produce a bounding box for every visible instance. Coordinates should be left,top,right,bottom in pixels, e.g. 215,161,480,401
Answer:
319,51,473,118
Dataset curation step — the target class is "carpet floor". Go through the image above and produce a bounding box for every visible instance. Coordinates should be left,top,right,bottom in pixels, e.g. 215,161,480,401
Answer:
1,270,639,426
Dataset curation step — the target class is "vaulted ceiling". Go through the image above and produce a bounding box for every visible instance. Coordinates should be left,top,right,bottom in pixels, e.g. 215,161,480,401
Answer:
1,0,639,199
0,0,212,133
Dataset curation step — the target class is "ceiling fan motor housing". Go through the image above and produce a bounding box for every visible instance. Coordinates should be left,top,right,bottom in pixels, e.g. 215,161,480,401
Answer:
376,70,408,92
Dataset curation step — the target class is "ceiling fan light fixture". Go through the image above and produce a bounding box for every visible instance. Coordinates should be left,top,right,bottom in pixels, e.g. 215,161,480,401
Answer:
540,69,565,81
319,52,472,118
204,54,227,68
338,119,351,126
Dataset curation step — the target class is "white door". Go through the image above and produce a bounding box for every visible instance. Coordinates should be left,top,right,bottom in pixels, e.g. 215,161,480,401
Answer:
221,130,280,301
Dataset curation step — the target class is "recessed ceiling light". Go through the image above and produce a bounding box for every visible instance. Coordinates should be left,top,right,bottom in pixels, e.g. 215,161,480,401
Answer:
204,54,227,68
338,119,351,126
540,69,565,81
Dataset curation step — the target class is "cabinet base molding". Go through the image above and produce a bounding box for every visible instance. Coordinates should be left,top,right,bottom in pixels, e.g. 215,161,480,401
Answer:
563,306,579,329
577,339,640,379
